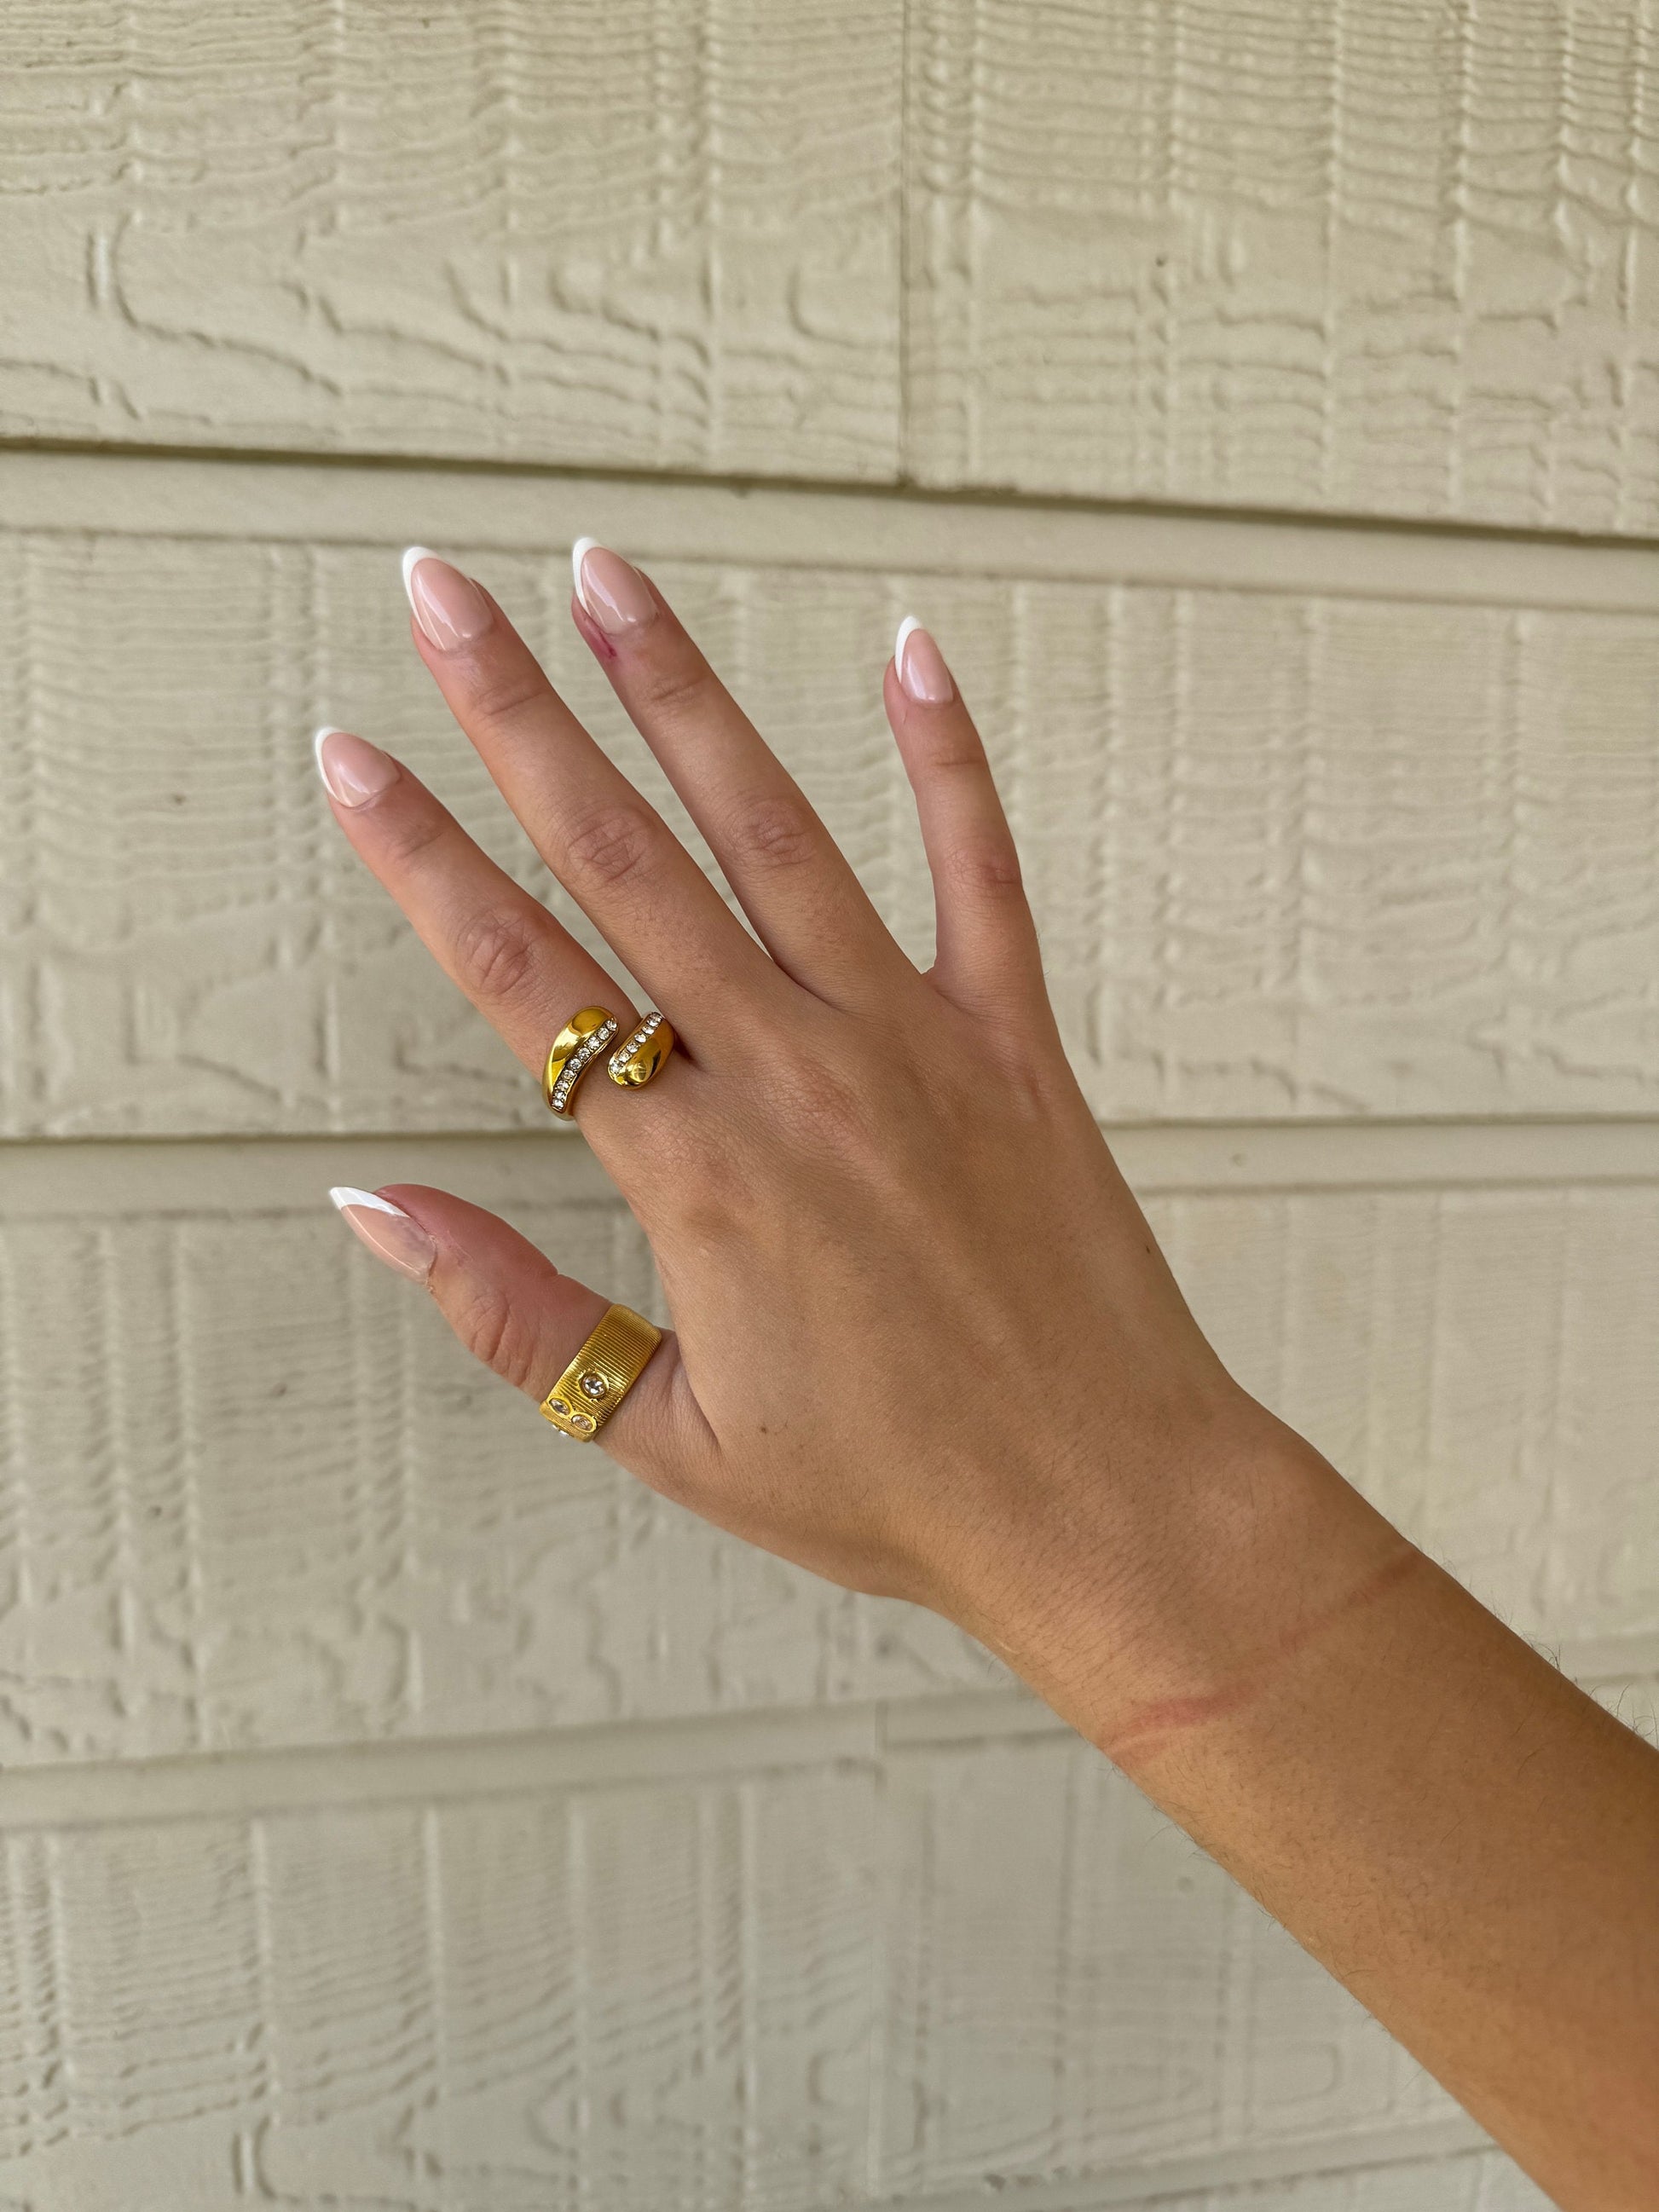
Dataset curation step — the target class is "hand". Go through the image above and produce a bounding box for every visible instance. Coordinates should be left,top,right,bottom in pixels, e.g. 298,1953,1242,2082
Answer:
317,542,1354,1725
319,544,1659,2207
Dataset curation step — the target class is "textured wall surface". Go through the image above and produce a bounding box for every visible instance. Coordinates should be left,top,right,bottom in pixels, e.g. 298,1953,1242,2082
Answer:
8,0,1659,530
1,3,1654,2208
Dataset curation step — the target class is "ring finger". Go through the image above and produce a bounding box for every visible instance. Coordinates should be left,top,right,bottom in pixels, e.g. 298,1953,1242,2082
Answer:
315,725,658,1142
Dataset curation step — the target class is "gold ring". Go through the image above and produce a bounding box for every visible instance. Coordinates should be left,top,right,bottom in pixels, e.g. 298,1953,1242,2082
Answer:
540,1303,662,1438
608,1012,675,1090
542,1006,621,1118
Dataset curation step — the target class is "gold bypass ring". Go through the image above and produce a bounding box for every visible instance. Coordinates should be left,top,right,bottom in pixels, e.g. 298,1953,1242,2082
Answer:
540,1303,662,1437
542,1005,676,1118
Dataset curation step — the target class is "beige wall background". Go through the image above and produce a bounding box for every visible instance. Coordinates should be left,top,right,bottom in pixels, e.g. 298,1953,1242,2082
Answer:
1,3,1656,2205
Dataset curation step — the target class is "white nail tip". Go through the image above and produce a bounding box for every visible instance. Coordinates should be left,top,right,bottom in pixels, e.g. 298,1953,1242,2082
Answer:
313,725,345,779
401,546,439,612
570,535,599,615
329,1186,408,1218
895,614,923,679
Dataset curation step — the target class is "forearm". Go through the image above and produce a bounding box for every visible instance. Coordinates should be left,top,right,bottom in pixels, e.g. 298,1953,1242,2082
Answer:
977,1425,1659,2211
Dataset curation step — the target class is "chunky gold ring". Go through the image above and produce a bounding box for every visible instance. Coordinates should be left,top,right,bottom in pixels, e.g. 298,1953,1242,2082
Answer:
542,1006,621,1118
608,1012,675,1090
540,1303,662,1438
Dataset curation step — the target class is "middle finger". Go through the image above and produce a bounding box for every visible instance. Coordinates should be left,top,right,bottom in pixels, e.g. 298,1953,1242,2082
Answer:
402,549,780,1042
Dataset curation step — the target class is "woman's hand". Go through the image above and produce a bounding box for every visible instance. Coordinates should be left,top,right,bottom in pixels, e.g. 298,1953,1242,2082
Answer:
320,543,1356,1724
319,544,1659,2211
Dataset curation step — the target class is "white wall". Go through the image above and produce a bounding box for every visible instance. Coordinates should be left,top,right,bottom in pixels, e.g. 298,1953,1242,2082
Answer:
2,3,1656,2205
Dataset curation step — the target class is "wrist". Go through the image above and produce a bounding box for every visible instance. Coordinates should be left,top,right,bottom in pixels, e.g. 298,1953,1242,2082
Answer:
954,1399,1412,1763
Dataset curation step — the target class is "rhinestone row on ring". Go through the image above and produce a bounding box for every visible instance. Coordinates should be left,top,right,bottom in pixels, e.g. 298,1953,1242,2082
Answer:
549,1016,619,1112
609,1010,663,1079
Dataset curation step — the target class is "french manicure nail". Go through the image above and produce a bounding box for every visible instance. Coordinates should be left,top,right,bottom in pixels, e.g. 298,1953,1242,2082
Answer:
330,1187,436,1284
571,537,657,638
895,615,955,706
315,726,399,808
402,546,493,651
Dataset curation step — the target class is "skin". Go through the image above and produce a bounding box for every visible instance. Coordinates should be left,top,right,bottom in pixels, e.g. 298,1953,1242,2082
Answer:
321,552,1659,2209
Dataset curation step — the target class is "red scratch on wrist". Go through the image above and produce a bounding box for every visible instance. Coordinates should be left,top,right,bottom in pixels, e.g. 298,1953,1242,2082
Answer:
1101,1543,1424,1771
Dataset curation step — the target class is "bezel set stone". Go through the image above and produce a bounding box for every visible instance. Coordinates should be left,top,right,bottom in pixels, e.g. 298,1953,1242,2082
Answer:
539,1302,662,1441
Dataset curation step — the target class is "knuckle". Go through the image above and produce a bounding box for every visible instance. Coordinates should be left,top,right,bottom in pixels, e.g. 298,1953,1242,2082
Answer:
461,666,548,731
562,800,658,892
454,1282,540,1393
946,835,1026,900
769,1050,872,1165
724,791,818,874
633,650,713,724
449,906,544,1006
378,803,449,872
916,733,986,779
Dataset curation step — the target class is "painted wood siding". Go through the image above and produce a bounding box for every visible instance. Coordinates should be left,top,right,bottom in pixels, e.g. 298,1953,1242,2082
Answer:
7,2,1659,529
0,3,1650,2206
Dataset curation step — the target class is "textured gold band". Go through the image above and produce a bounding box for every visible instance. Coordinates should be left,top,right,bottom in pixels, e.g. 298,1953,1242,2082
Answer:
539,1303,662,1438
542,1005,620,1118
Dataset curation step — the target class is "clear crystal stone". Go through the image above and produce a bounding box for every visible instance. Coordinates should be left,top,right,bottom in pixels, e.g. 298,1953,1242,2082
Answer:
578,1371,608,1401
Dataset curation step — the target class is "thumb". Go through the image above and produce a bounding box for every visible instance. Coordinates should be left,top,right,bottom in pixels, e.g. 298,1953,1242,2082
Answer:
329,1182,711,1492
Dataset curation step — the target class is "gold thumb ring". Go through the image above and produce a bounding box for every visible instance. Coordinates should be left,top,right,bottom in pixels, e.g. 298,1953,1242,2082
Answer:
543,1006,620,1117
540,1303,662,1438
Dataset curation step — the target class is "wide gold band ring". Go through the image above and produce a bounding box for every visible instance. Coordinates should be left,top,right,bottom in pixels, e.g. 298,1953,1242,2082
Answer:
539,1303,662,1438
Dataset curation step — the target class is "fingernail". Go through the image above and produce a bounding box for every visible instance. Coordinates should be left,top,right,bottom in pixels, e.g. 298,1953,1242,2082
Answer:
895,615,955,706
315,726,399,808
571,537,657,638
330,1187,436,1284
402,546,492,651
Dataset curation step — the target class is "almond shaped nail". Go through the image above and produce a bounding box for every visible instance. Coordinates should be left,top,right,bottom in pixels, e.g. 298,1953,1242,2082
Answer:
895,616,955,706
315,726,398,808
330,1186,436,1283
401,546,492,652
571,537,656,637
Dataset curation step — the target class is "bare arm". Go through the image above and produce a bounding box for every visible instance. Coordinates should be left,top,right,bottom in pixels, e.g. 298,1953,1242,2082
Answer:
997,1424,1659,2207
319,546,1659,2209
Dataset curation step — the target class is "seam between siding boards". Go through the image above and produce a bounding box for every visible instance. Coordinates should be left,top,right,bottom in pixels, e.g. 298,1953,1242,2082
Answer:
8,430,1659,562
4,448,1659,613
0,1635,1650,1831
859,2112,1494,2210
8,1120,1659,1216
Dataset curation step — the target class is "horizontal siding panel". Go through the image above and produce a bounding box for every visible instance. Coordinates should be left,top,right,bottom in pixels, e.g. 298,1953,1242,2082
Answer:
5,4,1659,531
0,0,902,480
906,0,1659,530
1061,2148,1551,2211
0,1158,1652,1764
0,1764,877,2211
0,1738,1537,2210
3,514,1659,1134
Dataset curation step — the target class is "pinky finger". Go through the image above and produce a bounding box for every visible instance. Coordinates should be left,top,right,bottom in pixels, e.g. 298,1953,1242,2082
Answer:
884,618,1047,1018
328,1183,714,1493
